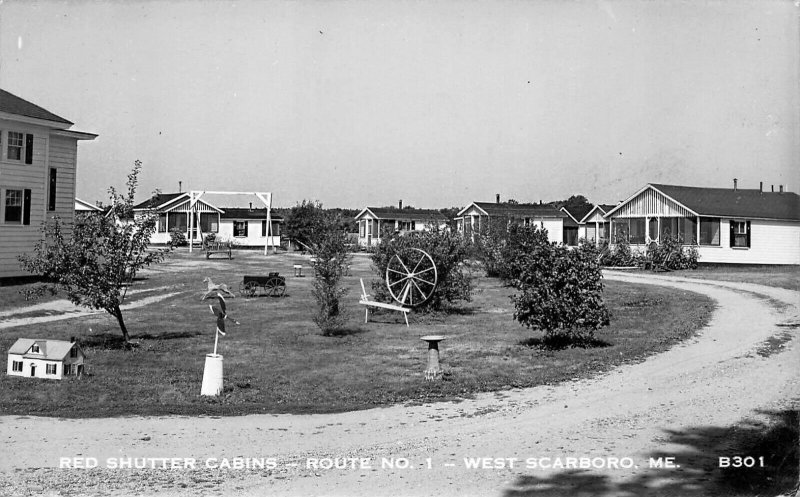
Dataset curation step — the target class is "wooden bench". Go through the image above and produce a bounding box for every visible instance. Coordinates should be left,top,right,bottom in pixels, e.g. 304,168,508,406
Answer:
205,241,232,260
359,279,410,327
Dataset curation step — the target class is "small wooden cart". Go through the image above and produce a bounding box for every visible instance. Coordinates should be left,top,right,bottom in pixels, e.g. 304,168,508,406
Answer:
239,273,286,298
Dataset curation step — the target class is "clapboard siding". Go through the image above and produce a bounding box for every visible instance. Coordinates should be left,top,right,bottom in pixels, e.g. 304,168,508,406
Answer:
696,220,800,264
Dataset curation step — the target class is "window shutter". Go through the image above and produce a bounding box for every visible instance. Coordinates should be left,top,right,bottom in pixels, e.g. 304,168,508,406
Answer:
746,221,751,248
729,221,735,248
25,134,34,164
48,168,57,211
23,189,31,225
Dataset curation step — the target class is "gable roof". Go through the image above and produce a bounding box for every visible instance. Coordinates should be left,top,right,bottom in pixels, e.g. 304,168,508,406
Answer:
560,204,594,224
458,201,566,218
0,89,73,125
8,338,81,361
579,203,617,223
356,207,447,222
75,198,102,212
606,184,800,221
132,192,189,211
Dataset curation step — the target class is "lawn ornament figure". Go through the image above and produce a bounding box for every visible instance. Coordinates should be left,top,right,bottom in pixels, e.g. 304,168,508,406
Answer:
385,248,438,307
201,277,236,300
201,294,239,397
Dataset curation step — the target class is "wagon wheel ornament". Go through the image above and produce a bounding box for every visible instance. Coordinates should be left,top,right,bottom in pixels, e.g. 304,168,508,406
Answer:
386,248,438,307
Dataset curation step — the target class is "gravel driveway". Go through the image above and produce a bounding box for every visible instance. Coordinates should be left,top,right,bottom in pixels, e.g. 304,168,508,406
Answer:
0,271,797,496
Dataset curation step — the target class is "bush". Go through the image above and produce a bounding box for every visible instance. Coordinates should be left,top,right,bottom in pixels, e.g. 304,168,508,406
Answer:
473,218,548,284
370,227,473,312
647,235,699,270
598,238,645,267
511,229,611,348
169,228,187,247
311,218,352,335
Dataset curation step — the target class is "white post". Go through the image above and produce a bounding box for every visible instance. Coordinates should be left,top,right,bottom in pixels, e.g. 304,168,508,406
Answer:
189,207,194,253
200,353,223,396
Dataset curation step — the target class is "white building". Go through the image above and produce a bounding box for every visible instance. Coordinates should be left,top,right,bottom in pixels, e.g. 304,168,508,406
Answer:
605,182,800,264
455,199,567,245
355,206,447,247
0,89,96,278
7,338,85,380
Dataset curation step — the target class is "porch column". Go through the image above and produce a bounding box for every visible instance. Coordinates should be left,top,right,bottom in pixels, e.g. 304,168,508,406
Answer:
696,216,701,246
189,210,194,253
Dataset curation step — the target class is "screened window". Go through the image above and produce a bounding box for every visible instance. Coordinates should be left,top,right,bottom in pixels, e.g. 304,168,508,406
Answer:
699,217,720,246
158,213,167,232
167,213,187,232
585,225,596,242
731,220,750,248
200,213,218,233
233,221,248,237
629,218,646,244
46,364,57,375
563,226,578,246
7,131,23,160
359,220,365,237
4,189,23,223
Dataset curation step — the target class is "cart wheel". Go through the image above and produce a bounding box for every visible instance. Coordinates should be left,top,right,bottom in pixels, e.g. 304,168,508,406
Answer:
265,277,285,297
386,248,438,307
243,281,259,298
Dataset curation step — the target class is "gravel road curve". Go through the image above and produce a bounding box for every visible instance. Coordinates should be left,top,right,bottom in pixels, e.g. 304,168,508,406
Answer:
0,271,797,496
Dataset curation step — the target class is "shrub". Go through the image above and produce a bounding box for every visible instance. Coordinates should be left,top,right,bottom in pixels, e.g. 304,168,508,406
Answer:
370,227,473,312
511,230,611,348
598,238,645,267
647,235,699,270
310,217,352,335
169,228,187,247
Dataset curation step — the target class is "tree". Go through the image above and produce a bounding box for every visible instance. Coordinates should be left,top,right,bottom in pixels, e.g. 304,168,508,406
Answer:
310,215,352,335
19,161,171,343
510,226,610,348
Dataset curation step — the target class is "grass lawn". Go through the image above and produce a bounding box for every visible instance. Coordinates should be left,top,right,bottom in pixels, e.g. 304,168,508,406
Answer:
677,264,800,291
0,249,714,418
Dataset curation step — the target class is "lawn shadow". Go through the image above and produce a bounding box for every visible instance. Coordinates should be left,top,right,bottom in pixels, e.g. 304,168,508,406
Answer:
80,330,203,349
323,326,370,337
518,336,612,350
503,409,798,497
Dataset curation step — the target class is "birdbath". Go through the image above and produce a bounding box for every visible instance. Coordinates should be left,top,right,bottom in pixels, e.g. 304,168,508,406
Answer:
420,335,446,381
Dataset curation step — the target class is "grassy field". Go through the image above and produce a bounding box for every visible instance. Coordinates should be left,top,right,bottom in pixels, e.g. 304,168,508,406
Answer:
0,250,715,418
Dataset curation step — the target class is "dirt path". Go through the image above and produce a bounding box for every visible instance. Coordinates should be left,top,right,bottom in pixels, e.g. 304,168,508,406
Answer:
0,272,797,496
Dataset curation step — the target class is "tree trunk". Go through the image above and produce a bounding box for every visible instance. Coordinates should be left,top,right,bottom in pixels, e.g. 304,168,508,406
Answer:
112,305,130,342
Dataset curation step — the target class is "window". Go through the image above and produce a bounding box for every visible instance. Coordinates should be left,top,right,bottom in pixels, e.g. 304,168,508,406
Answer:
200,213,218,233
70,347,78,358
158,213,167,232
563,226,578,246
629,218,646,244
48,168,58,211
167,212,187,232
12,361,23,372
4,189,23,223
359,220,365,237
730,220,750,248
233,220,248,237
46,364,57,375
30,344,40,353
64,364,72,375
699,218,721,246
7,131,23,160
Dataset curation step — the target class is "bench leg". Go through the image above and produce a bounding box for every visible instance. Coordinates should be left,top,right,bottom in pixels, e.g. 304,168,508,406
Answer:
403,312,409,327
365,308,369,323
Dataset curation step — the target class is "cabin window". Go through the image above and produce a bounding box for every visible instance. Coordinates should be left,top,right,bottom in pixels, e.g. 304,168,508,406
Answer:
699,218,721,246
64,364,72,375
70,347,78,358
48,168,58,211
167,212,187,232
233,220,248,237
31,344,40,353
158,213,167,232
730,220,750,248
12,361,23,372
46,364,57,375
6,131,23,161
359,220,365,237
200,213,218,233
563,226,579,246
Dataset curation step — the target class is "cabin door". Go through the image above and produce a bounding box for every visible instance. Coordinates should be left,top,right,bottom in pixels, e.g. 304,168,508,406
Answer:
30,365,36,377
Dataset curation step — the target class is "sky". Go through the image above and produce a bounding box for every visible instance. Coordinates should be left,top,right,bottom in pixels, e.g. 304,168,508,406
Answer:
0,0,798,209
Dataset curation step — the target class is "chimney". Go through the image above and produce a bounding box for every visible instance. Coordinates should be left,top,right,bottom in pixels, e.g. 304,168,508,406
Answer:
70,336,75,343
779,185,783,193
496,194,500,204
178,181,182,193
399,199,403,209
733,178,738,191
759,181,763,193
249,202,253,210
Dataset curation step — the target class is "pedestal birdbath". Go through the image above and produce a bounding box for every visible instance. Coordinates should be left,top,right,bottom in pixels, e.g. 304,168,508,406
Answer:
420,335,445,381
201,294,239,396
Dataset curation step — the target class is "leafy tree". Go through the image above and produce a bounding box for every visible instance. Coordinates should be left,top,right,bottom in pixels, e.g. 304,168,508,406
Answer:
370,227,473,312
19,161,170,342
310,215,352,335
283,200,327,251
511,226,610,348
